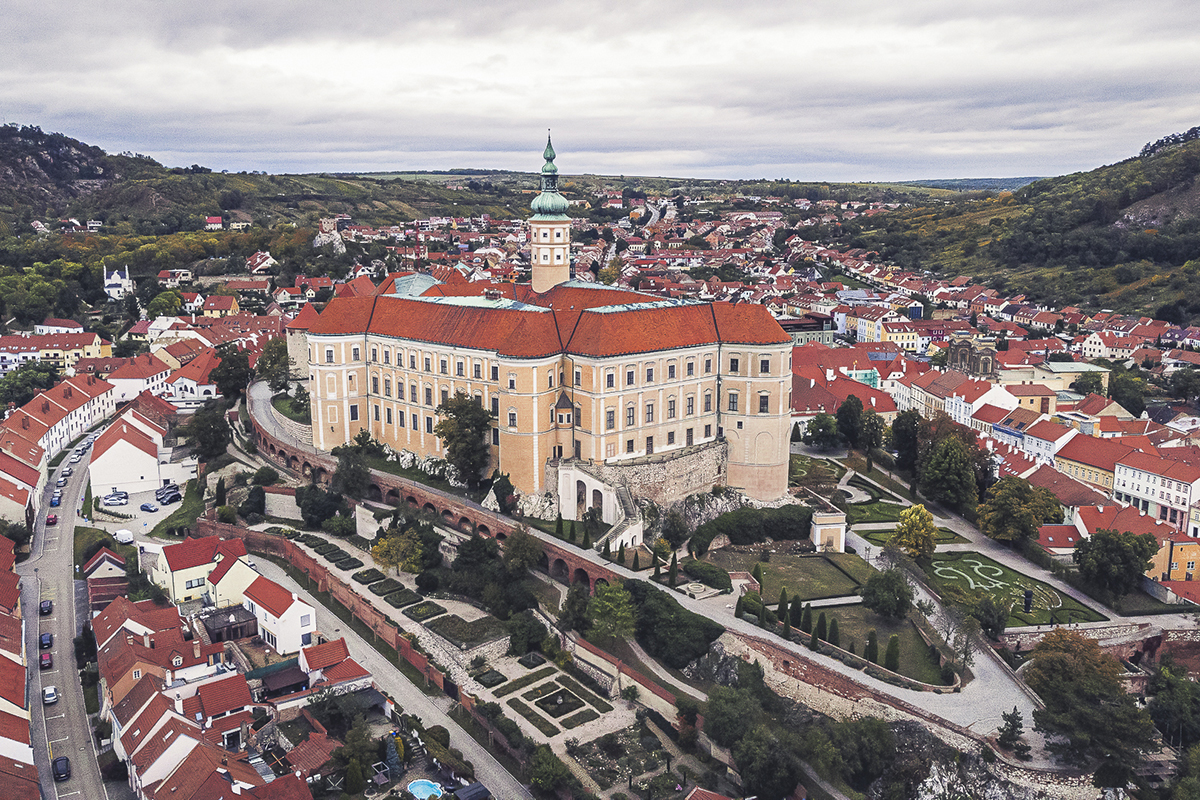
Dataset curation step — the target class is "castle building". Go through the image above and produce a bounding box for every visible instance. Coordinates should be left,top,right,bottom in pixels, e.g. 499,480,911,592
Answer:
306,138,792,508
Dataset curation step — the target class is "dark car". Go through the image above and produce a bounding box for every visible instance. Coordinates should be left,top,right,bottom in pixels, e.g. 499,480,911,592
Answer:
39,653,52,669
140,503,158,513
39,600,52,615
39,633,52,650
49,496,60,507
45,514,57,526
52,756,70,781
159,493,182,505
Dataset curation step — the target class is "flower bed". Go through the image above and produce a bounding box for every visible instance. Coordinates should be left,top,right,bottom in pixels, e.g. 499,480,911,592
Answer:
320,547,349,562
403,601,447,622
561,709,601,730
369,578,405,596
476,669,507,688
494,666,556,698
517,652,546,669
556,675,614,713
353,568,386,585
334,557,363,571
425,614,508,649
534,688,585,718
507,698,558,737
313,542,340,555
385,589,422,608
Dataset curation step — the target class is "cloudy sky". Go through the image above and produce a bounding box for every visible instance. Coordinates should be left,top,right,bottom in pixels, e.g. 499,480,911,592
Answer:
1,1,1198,181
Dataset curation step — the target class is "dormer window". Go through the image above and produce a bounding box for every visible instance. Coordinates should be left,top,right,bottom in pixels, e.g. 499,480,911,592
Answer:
172,655,183,667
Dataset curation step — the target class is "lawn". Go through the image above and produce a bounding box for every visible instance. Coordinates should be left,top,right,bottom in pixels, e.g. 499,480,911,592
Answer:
73,526,137,571
425,614,508,649
860,527,969,547
534,688,585,718
818,603,950,686
924,551,1107,627
845,501,907,526
841,454,915,501
271,393,311,424
789,454,846,488
707,550,871,602
847,475,906,504
494,666,557,697
507,699,558,737
149,479,204,538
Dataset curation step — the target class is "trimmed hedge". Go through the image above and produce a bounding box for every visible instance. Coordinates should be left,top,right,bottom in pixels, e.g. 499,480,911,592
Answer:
556,675,613,713
334,557,363,571
353,568,386,585
403,601,447,622
561,708,601,730
320,547,349,562
691,505,814,554
494,666,556,697
506,699,558,737
477,670,507,688
369,578,404,596
681,558,732,591
385,589,422,608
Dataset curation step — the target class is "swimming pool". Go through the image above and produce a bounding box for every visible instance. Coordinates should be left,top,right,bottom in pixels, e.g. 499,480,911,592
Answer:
408,779,444,800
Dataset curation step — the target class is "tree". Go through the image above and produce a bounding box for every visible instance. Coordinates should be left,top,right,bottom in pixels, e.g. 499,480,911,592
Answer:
883,634,900,671
860,568,913,619
860,409,886,471
661,509,689,548
214,477,226,506
146,289,183,318
256,337,293,393
434,390,493,489
1173,367,1200,403
888,504,937,559
1109,370,1146,418
529,746,573,792
184,401,230,460
209,344,251,397
892,410,921,472
815,612,827,642
836,395,864,448
668,552,678,586
802,413,840,450
1074,528,1159,598
828,617,840,647
373,527,421,574
973,594,1008,640
865,629,879,663
919,435,978,512
587,581,635,644
385,735,404,776
704,686,760,747
331,444,371,498
501,526,543,574
344,760,366,794
559,583,590,632
977,476,1061,543
733,725,802,800
1025,629,1156,783
1070,372,1104,396
800,604,813,633
0,362,59,409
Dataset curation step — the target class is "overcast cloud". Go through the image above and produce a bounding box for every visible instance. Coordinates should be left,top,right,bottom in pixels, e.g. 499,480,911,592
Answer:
1,0,1197,181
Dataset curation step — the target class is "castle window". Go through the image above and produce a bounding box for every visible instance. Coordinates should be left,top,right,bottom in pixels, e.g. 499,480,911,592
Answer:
645,403,654,423
508,411,517,427
325,349,334,364
668,399,676,419
759,395,769,414
729,357,739,374
397,383,404,400
626,369,634,386
687,361,695,376
607,372,615,389
383,350,390,364
411,383,417,401
509,376,516,389
352,347,360,361
441,389,449,404
374,405,380,421
349,405,359,421
686,396,694,415
371,348,378,362
626,439,634,453
440,359,448,374
456,361,464,377
411,355,417,369
474,363,482,379
646,436,654,454
704,358,712,373
728,394,739,412
668,431,675,445
646,367,654,383
626,406,635,426
386,408,393,424
492,397,499,415
426,417,434,433
555,230,562,239
575,370,581,386
412,414,418,429
760,358,770,374
424,357,431,372
704,393,712,413
606,410,615,430
668,364,676,379
425,387,433,405
492,429,499,445
705,424,712,437
372,376,379,394
492,365,499,381
384,379,391,397
548,372,555,388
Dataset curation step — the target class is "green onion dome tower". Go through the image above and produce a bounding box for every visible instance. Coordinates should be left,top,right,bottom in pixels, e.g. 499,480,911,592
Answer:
529,133,573,293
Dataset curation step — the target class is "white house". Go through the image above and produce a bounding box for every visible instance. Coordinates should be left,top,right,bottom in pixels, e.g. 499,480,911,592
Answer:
1022,419,1079,465
106,354,171,402
1114,451,1200,530
34,318,84,335
242,575,315,655
88,413,197,497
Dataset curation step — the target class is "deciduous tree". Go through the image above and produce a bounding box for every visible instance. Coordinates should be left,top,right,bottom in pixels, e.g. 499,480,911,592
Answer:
860,568,913,619
803,413,840,450
587,581,635,645
1074,528,1158,598
888,504,937,559
255,337,293,393
501,526,543,574
977,476,1061,543
836,395,864,448
919,435,978,512
434,390,494,489
210,343,251,398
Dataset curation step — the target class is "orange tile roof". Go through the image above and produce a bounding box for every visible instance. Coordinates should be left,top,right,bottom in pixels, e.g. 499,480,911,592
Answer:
83,546,126,576
0,708,29,746
302,638,349,671
243,575,298,618
196,674,253,719
285,303,320,330
0,610,19,659
0,658,25,709
161,537,247,573
93,420,158,461
322,657,370,684
0,754,41,800
112,674,164,726
108,353,170,381
0,572,18,615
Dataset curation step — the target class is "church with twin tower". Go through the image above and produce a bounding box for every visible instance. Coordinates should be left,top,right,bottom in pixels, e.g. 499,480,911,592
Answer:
305,136,793,527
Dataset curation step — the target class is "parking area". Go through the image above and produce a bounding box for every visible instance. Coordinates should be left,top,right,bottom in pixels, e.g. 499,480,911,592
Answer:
87,485,186,535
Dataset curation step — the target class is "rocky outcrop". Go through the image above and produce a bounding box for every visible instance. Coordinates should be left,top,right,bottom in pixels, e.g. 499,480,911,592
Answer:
312,228,346,254
381,445,464,488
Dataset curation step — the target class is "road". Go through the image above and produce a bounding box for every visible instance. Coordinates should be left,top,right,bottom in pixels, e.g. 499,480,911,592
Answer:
18,438,110,800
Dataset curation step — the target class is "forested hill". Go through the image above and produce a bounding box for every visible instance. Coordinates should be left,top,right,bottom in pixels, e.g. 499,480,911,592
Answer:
0,124,524,233
845,128,1200,319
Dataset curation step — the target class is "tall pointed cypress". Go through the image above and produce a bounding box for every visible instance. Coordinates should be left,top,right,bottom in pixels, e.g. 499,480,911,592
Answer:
602,539,611,558
815,612,827,642
555,513,563,538
668,552,678,586
801,604,813,634
632,551,640,571
778,588,788,620
582,528,592,549
735,595,744,618
653,555,661,579
866,629,879,664
828,617,840,648
568,520,577,544
789,597,804,629
617,542,626,565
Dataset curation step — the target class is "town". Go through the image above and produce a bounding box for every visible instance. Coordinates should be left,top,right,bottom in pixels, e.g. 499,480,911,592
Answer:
1,136,1200,800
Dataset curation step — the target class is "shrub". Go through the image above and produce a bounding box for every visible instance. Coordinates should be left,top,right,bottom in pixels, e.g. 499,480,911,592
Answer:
369,578,404,596
425,725,450,748
624,580,723,669
238,485,266,517
322,515,356,537
334,557,363,571
691,505,815,554
681,559,732,591
217,505,237,524
415,571,439,594
353,568,386,585
252,466,279,486
385,589,422,608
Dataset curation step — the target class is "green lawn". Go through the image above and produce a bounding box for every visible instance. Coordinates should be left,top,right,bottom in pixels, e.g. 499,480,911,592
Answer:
845,501,907,526
149,479,204,538
706,550,871,602
819,603,950,686
924,551,1106,627
860,527,969,547
73,526,137,571
789,454,846,488
271,393,311,424
841,454,916,501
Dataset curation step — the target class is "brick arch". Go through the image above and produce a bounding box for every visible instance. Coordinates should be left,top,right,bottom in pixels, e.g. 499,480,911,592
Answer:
367,485,383,502
572,567,590,587
385,488,400,504
458,516,474,533
551,558,570,582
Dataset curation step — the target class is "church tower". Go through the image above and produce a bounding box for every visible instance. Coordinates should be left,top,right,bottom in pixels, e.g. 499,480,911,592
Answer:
529,134,572,293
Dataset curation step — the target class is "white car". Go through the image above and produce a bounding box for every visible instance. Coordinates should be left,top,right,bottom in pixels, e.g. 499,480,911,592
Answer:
102,495,128,506
114,530,135,544
42,686,57,704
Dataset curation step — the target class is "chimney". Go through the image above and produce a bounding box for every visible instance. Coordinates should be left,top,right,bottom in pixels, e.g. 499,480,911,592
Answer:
193,640,200,659
174,693,183,714
142,633,150,648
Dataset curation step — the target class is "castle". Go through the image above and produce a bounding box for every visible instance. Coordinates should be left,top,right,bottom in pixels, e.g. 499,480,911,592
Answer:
306,137,792,524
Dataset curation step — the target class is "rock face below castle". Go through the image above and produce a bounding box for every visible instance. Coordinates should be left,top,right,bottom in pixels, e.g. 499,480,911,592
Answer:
312,228,346,254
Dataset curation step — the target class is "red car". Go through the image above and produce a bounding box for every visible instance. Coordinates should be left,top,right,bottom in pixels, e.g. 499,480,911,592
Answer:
45,514,58,526
39,653,52,669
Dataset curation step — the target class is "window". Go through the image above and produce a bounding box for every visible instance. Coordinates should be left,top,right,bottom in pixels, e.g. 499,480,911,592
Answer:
491,365,499,381
300,614,311,628
508,376,516,389
1189,561,1196,571
133,669,142,680
456,361,464,377
474,363,481,379
626,439,634,453
386,408,393,424
730,357,739,373
424,357,431,372
325,349,334,364
352,347,360,361
374,405,380,421
548,372,555,388
384,379,391,397
626,407,635,426
704,358,712,373
411,413,418,429
705,424,712,437
646,436,654,454
645,403,654,423
575,370,581,386
410,355,417,369
349,405,359,421
492,429,499,445
606,372,615,388
440,359,448,374
397,383,404,400
606,410,615,430
668,364,676,379
759,395,769,413
646,367,654,383
371,348,378,362
425,387,433,405
172,655,183,667
704,393,712,413
626,369,635,386
606,442,616,457
410,383,417,401
668,431,675,444
686,396,694,415
425,417,433,433
491,397,499,415
372,376,379,394
687,361,694,376
728,394,739,412
508,411,517,427
398,409,404,428
686,428,694,445
383,350,390,365
185,577,205,589
668,399,676,419
760,358,770,374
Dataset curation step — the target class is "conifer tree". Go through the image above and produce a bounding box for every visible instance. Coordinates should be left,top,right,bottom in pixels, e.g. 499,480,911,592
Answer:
801,604,813,634
865,629,879,664
582,528,592,549
214,477,226,507
815,612,827,642
782,610,792,640
778,588,788,618
617,542,626,564
828,617,840,648
602,539,611,558
884,634,900,672
751,562,763,583
789,596,804,629
847,640,856,655
735,595,744,618
568,520,577,544
632,551,640,571
653,555,661,579
668,552,678,586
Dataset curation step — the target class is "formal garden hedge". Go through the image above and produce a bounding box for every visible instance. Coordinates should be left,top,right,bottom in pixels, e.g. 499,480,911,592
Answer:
404,601,447,622
690,505,814,554
385,589,422,608
353,568,386,584
334,557,363,571
425,614,508,649
681,558,732,591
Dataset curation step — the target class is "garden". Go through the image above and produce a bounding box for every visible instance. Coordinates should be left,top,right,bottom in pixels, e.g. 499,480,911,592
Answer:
788,454,846,488
424,614,508,649
818,602,950,686
706,550,873,602
572,723,683,795
859,527,968,547
925,551,1106,627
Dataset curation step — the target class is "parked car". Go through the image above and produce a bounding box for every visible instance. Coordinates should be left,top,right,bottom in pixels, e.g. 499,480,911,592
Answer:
39,600,52,615
61,467,73,477
39,653,52,669
55,476,68,487
51,756,70,781
155,484,180,499
68,454,80,464
102,496,128,506
49,497,60,508
39,633,52,650
140,503,158,513
42,686,57,705
159,493,182,505
109,489,129,499
45,514,57,526
114,530,134,545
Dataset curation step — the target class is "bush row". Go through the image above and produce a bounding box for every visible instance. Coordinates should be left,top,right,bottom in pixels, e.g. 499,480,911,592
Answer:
681,558,732,591
691,505,814,554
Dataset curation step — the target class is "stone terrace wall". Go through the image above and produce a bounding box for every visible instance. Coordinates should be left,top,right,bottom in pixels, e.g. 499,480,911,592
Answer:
577,441,727,506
